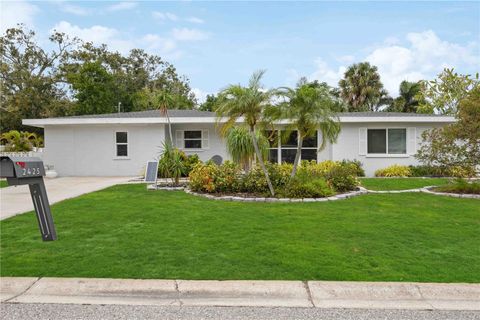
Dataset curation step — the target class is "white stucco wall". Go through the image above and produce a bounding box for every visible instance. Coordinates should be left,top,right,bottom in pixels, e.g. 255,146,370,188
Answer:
330,122,448,176
170,123,230,163
43,124,165,176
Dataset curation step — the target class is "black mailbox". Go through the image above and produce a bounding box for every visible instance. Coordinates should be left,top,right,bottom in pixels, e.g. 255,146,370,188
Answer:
0,156,57,241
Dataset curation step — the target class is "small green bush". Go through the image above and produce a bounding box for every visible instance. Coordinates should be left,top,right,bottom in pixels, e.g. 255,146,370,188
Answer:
183,154,201,177
409,165,444,177
282,177,335,198
325,166,358,192
340,159,365,177
375,165,412,177
435,179,480,194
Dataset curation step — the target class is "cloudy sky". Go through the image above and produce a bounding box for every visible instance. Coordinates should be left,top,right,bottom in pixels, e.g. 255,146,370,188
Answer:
1,0,479,102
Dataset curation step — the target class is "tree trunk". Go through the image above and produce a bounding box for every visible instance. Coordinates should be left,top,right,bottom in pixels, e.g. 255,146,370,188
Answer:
165,109,173,143
290,134,303,178
250,126,275,196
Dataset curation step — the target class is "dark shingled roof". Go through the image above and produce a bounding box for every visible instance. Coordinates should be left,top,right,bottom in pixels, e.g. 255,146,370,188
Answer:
54,110,451,119
338,112,449,117
61,109,216,119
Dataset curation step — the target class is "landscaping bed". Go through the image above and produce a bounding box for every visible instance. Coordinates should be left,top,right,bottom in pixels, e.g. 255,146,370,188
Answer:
1,184,479,282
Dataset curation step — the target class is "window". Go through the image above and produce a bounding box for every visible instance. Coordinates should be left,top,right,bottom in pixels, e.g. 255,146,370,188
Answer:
115,131,128,157
184,130,202,149
176,130,209,150
367,128,406,155
266,130,318,164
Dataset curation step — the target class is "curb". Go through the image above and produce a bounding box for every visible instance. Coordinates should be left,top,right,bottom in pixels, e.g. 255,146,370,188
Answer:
1,277,479,310
361,186,480,199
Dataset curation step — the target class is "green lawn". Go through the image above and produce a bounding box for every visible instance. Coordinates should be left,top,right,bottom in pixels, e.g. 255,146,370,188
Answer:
360,177,451,191
0,180,8,188
1,184,479,282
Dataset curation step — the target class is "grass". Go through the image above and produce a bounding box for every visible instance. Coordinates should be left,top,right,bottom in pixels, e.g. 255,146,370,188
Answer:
360,177,451,191
0,180,8,188
1,184,479,282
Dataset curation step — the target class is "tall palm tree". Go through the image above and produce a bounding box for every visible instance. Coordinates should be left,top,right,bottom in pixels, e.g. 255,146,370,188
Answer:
156,91,175,143
338,62,386,112
276,79,341,178
216,70,276,196
391,81,422,113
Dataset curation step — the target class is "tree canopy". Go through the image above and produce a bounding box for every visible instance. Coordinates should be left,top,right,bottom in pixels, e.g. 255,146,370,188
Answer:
0,25,196,132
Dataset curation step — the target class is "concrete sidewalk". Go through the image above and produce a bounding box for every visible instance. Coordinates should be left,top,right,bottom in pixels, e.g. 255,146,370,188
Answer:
1,277,479,310
0,177,133,220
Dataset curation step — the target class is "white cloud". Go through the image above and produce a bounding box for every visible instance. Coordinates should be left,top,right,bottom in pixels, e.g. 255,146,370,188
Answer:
0,0,39,32
51,21,132,53
309,58,346,87
308,30,479,96
172,28,209,41
58,2,89,16
336,55,355,64
107,1,138,11
141,34,177,54
192,88,209,104
152,11,178,21
366,30,479,94
186,17,204,24
52,21,182,58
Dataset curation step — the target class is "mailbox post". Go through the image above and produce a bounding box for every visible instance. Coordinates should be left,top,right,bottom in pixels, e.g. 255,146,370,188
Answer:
0,156,57,241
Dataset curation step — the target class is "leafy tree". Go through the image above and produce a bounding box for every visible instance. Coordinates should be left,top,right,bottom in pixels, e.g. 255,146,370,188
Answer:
67,61,116,115
338,62,387,112
275,78,341,177
216,70,276,196
386,81,423,113
0,26,78,132
416,86,480,175
417,68,479,114
199,94,219,111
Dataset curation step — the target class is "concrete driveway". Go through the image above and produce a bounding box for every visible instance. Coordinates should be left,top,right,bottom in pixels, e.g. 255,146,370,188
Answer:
0,177,133,220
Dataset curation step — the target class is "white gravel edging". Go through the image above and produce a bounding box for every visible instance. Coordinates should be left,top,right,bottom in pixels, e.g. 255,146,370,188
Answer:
184,188,367,202
421,187,480,199
360,186,480,199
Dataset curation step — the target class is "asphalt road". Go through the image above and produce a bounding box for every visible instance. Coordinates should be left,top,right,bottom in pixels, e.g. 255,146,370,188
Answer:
1,303,479,320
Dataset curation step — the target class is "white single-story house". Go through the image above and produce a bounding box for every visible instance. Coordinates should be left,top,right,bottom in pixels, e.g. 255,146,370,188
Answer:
23,110,455,177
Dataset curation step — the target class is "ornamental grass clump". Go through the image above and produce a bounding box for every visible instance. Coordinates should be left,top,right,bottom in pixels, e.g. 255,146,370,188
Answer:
375,165,412,177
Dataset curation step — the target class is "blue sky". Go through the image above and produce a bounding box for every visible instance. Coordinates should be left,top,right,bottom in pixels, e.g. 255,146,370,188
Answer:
1,1,479,102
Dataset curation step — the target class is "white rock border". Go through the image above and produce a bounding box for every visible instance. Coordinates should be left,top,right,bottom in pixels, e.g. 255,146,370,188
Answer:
184,188,368,202
421,187,480,199
360,186,480,199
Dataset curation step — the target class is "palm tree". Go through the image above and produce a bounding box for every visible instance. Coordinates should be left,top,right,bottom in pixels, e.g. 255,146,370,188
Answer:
387,81,422,113
338,62,386,112
156,91,175,143
276,79,341,177
225,126,269,171
216,70,276,196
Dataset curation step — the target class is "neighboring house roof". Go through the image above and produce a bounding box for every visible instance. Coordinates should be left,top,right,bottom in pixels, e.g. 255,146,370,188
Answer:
23,110,456,127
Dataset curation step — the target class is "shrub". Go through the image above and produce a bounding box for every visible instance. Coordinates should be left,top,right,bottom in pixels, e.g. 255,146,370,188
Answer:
189,161,242,193
324,166,358,192
446,166,477,178
183,154,201,176
282,177,335,198
213,161,242,193
340,159,365,177
375,165,412,177
189,163,218,193
409,165,444,177
157,142,186,185
435,179,480,194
